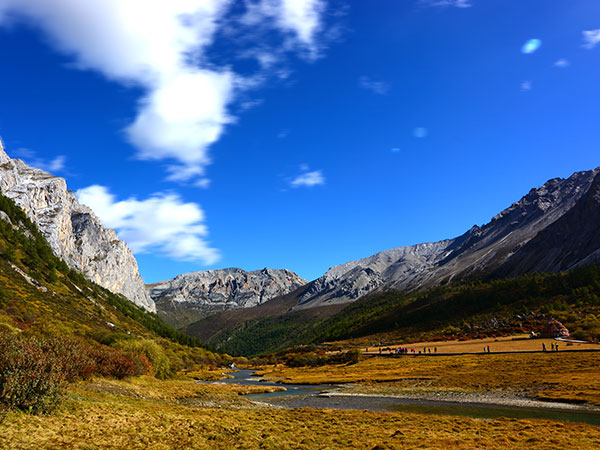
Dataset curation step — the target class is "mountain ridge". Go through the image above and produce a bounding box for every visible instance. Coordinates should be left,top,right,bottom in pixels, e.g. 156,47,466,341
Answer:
295,167,600,310
149,267,307,327
0,143,155,312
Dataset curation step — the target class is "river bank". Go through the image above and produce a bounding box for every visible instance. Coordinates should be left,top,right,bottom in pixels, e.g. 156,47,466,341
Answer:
4,375,600,449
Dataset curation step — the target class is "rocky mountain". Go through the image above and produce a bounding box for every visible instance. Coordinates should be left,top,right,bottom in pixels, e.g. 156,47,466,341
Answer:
494,169,600,276
0,143,155,312
297,167,600,310
149,268,306,327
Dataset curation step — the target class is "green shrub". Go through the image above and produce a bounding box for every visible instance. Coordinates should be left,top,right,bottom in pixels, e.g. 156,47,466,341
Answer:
571,329,590,341
114,339,171,379
283,349,361,367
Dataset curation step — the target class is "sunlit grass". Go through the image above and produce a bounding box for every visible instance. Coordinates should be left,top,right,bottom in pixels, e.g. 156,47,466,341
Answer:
2,376,600,449
256,352,600,404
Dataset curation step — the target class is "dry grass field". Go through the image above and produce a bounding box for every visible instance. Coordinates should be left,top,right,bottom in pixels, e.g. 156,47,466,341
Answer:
2,375,600,450
256,350,600,404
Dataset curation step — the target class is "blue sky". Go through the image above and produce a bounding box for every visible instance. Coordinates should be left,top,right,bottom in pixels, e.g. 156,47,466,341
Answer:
0,0,598,283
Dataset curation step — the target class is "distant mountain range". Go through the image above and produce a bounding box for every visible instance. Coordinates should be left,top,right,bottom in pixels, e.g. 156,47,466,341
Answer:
182,166,600,348
148,268,306,327
2,138,598,347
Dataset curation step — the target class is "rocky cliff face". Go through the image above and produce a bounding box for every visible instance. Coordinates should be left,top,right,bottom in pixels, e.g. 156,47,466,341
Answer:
149,268,306,325
0,143,155,312
296,167,600,310
494,171,600,276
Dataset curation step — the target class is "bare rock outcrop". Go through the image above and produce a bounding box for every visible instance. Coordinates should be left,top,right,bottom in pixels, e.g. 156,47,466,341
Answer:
149,268,306,325
0,143,155,312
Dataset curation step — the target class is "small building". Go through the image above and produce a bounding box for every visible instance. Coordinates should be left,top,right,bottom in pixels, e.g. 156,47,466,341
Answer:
541,319,569,338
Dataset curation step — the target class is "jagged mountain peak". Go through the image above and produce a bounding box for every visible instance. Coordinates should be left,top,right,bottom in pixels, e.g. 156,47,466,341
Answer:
149,267,307,326
295,166,600,310
0,144,154,312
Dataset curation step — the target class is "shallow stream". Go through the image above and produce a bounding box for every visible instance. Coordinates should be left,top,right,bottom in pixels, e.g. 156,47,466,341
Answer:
204,369,600,426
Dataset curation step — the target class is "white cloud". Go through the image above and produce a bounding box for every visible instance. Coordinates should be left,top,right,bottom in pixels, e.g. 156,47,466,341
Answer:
290,168,325,187
521,38,542,55
554,58,569,68
520,80,532,92
358,76,389,95
582,29,600,49
0,0,331,183
77,185,219,264
242,0,326,56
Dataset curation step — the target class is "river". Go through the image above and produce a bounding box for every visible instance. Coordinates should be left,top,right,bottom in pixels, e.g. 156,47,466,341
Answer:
204,369,600,426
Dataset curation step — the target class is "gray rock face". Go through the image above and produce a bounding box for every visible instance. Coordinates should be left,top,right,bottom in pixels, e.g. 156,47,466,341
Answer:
0,143,155,312
149,268,306,321
297,241,453,308
297,167,600,310
494,171,600,276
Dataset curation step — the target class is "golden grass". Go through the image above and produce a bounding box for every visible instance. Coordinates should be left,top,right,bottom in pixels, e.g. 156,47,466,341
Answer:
181,367,234,381
257,352,600,404
360,335,600,354
1,376,600,449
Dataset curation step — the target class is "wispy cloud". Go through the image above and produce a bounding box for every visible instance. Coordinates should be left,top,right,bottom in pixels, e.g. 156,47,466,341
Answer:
358,76,389,95
12,148,66,174
554,58,569,68
582,29,600,49
521,38,542,55
413,127,428,138
241,0,326,58
290,166,325,187
277,129,290,139
420,0,472,8
77,185,219,264
520,80,532,92
0,0,333,184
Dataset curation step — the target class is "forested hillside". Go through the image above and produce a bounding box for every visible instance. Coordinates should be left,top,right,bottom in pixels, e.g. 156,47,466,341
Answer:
208,265,600,356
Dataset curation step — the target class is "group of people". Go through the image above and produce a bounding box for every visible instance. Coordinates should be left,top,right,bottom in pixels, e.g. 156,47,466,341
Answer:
377,347,438,355
542,342,560,352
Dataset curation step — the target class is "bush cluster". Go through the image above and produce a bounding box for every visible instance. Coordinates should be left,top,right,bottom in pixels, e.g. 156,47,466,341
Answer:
0,331,150,414
286,349,360,367
113,339,171,379
0,332,64,414
254,346,361,368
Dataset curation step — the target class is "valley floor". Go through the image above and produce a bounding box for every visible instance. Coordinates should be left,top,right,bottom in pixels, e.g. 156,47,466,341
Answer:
1,375,600,450
2,347,600,450
256,349,600,405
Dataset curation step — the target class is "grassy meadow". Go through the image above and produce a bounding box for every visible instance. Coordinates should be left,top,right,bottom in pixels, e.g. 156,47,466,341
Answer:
256,351,600,404
2,374,600,450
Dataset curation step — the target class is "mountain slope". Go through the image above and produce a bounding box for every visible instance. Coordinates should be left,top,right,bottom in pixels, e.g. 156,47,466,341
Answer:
0,191,200,349
150,268,307,327
494,171,600,276
0,144,154,311
209,264,600,356
296,167,599,310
